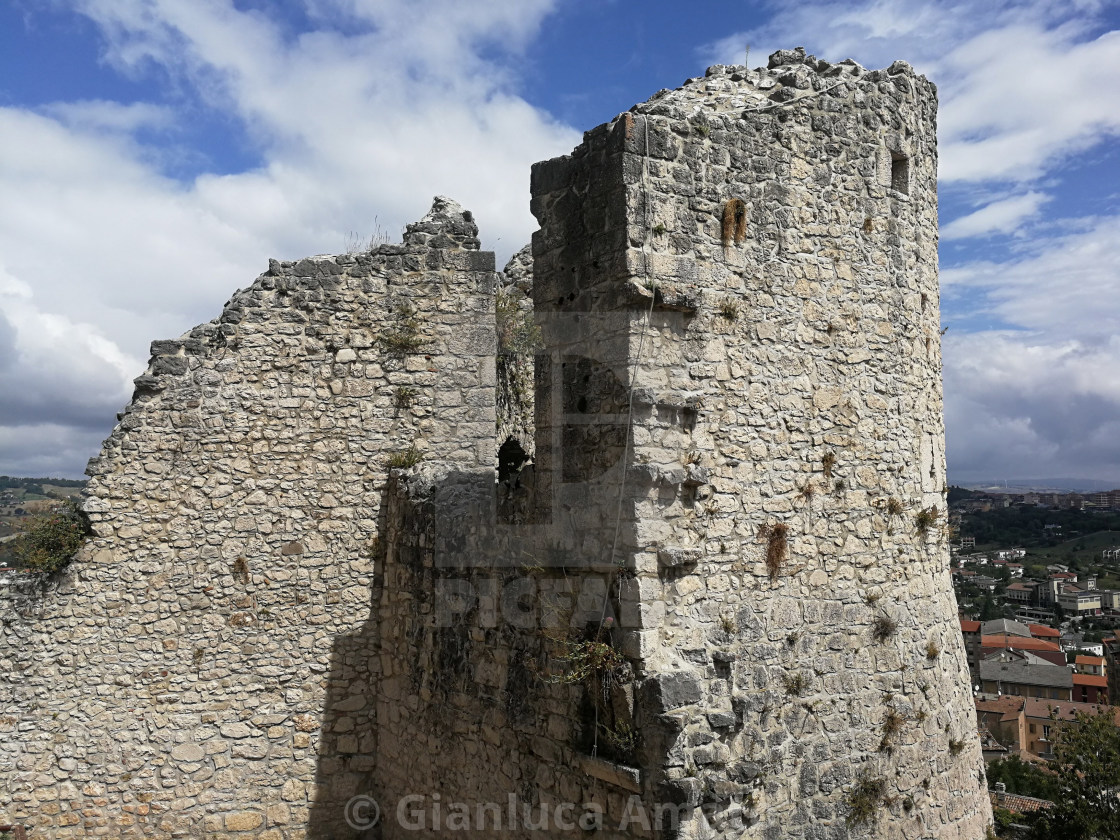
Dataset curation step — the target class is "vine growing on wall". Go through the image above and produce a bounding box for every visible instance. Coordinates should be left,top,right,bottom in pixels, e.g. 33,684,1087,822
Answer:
496,289,541,356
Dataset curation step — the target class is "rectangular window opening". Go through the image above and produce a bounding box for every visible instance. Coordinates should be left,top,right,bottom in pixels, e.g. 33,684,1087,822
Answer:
891,153,910,196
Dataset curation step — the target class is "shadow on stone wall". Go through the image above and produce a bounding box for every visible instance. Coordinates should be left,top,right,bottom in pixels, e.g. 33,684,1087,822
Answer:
306,491,387,840
306,461,650,840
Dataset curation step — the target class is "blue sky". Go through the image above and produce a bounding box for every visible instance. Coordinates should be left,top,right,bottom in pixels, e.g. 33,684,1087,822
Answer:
1,0,1119,484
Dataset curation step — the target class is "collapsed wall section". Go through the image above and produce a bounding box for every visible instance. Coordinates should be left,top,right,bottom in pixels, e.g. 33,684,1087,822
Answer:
0,198,497,839
530,49,992,838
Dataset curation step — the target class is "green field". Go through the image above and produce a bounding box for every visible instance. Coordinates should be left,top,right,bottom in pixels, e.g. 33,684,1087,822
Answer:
1015,530,1120,563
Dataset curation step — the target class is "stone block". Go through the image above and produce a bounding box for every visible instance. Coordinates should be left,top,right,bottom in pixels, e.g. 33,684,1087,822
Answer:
642,672,702,712
224,811,263,831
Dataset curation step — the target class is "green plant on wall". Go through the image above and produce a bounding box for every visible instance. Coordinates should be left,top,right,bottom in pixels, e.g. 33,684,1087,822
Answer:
915,505,940,538
846,773,888,827
387,446,423,469
393,386,418,408
758,522,789,581
545,636,625,687
540,621,636,765
718,297,740,320
885,496,904,534
496,289,542,356
14,499,90,575
377,304,427,355
879,708,905,753
871,614,898,643
781,671,809,697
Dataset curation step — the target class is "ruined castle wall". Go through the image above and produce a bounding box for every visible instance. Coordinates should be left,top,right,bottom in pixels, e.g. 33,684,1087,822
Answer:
0,201,498,839
496,245,537,465
530,51,991,839
370,463,660,839
0,49,994,840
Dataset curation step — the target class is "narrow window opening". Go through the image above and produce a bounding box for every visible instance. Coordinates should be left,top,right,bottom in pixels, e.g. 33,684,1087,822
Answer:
891,153,910,196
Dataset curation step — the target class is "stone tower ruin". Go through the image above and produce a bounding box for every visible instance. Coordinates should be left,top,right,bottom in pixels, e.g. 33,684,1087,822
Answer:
1,49,992,839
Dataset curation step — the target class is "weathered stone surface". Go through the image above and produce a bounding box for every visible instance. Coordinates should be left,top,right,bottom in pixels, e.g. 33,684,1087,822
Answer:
0,196,499,840
225,811,264,831
171,744,205,762
0,51,989,840
644,672,703,711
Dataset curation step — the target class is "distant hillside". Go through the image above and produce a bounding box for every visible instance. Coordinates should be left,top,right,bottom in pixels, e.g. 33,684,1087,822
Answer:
952,477,1120,493
0,476,86,494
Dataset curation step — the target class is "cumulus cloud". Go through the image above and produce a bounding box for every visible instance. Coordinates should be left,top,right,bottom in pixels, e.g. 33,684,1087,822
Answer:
944,332,1120,481
941,191,1051,240
0,265,136,473
2,0,1118,484
941,214,1120,480
0,0,579,477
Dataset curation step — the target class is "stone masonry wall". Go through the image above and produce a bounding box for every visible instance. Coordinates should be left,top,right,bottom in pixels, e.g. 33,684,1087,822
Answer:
0,197,496,839
0,48,993,840
529,49,992,838
369,463,657,839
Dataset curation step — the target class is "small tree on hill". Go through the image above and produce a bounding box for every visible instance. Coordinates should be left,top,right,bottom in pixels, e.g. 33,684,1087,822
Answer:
1028,706,1120,839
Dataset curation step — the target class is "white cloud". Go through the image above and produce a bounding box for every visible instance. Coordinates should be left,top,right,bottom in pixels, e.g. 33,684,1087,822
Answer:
3,0,1118,484
0,264,136,433
944,332,1120,481
38,100,175,134
937,25,1120,183
941,191,1050,240
941,214,1120,480
0,0,580,476
942,214,1120,337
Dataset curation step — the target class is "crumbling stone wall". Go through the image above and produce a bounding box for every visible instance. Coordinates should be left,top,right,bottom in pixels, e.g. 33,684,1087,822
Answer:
529,48,991,838
0,197,497,838
0,48,992,840
496,244,536,466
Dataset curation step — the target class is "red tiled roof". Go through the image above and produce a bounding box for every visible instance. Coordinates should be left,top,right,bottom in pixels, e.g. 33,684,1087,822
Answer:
1050,572,1077,579
1029,624,1060,638
1075,655,1104,666
1073,673,1107,688
981,635,1060,652
975,695,1025,722
1022,697,1120,723
989,790,1053,814
960,620,981,633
